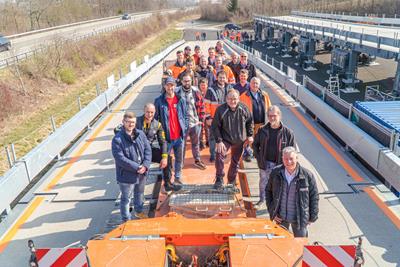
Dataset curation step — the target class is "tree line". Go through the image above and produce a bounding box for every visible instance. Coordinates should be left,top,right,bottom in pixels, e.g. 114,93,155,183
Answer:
202,0,399,22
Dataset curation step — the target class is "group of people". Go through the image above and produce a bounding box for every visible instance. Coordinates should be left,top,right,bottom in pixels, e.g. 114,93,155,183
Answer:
111,40,319,238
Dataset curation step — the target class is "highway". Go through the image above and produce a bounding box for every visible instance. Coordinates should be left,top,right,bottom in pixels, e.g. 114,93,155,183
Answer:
0,23,399,266
0,9,180,63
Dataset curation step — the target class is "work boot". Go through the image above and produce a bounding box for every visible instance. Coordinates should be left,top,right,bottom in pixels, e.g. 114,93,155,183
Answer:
164,181,182,192
213,177,223,190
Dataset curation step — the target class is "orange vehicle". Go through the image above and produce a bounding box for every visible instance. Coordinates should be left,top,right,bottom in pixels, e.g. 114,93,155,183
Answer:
83,150,309,267
28,145,361,266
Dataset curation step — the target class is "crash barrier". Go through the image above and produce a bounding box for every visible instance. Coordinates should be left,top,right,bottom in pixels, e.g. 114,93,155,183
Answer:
1,8,186,69
225,39,400,196
0,39,185,216
291,10,400,27
6,9,179,40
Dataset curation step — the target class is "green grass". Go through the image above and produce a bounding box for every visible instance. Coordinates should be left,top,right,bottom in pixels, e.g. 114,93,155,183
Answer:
0,27,183,176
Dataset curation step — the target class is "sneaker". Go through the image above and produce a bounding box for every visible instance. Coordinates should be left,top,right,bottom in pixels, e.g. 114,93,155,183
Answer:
254,200,265,210
164,181,182,192
194,160,207,170
213,177,223,190
134,212,148,219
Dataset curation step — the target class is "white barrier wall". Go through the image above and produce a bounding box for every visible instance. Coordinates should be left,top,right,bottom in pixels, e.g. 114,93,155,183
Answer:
0,40,185,215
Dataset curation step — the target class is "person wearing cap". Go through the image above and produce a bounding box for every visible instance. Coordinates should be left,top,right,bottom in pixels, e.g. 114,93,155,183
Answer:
169,50,186,80
193,45,202,66
154,77,187,191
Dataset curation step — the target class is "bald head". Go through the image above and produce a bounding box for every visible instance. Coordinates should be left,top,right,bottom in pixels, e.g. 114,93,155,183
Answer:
144,103,156,122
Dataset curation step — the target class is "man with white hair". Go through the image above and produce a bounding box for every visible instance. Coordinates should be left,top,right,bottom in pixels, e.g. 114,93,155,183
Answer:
265,146,319,237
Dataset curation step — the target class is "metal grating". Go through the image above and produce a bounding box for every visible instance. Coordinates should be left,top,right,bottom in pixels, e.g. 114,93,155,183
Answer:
175,184,238,195
169,193,235,207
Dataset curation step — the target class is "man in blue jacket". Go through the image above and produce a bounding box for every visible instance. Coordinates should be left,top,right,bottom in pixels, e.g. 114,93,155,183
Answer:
154,77,187,190
112,111,151,221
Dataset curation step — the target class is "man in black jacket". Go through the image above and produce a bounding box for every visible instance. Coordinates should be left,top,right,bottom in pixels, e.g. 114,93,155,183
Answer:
233,52,257,82
266,146,319,237
211,89,254,189
136,103,181,192
253,105,295,209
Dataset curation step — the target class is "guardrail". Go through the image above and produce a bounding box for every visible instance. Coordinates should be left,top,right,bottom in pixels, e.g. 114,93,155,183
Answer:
0,8,188,69
1,20,141,69
225,39,400,196
0,39,185,216
5,9,179,40
254,15,400,59
291,11,400,27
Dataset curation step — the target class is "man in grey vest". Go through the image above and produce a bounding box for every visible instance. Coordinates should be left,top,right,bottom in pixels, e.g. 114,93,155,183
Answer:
265,146,319,237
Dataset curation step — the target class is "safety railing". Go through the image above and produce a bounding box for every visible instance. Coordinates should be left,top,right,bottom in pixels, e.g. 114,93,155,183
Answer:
1,19,146,69
254,15,400,59
226,39,400,195
5,9,180,40
0,39,185,216
291,10,400,27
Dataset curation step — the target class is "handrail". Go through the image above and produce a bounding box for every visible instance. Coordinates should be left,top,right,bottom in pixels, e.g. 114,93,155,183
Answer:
291,10,400,27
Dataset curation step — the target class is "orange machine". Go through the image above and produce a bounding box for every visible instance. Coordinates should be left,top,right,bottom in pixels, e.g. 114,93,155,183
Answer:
85,147,308,267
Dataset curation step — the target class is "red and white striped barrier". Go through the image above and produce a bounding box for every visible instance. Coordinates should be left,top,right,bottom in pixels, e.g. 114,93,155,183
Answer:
302,245,356,267
35,248,88,267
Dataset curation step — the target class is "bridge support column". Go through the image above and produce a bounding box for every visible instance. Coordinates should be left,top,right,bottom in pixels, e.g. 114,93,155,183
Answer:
298,35,317,71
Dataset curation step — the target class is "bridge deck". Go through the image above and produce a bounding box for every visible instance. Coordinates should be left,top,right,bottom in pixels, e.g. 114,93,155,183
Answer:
0,38,399,266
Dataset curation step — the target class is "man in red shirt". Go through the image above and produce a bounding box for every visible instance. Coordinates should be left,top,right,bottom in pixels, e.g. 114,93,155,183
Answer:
154,77,187,191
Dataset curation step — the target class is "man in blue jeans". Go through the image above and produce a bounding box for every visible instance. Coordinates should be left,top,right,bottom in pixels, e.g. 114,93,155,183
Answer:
175,74,207,170
155,77,187,187
112,111,151,221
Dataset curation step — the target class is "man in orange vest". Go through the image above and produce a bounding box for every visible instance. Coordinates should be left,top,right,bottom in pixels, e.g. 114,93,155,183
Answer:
240,77,271,162
168,50,186,80
213,56,236,84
